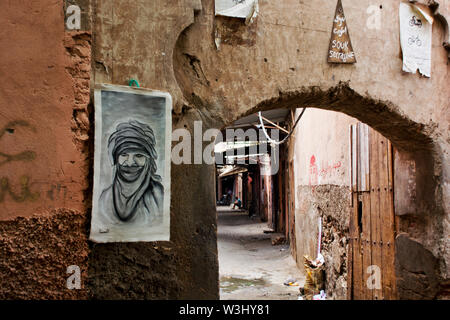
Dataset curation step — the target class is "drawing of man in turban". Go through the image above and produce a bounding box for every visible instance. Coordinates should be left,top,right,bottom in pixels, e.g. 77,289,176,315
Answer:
98,120,164,225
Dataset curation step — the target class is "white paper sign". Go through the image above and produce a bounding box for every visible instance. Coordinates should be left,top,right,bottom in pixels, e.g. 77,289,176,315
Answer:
215,0,258,22
399,3,433,77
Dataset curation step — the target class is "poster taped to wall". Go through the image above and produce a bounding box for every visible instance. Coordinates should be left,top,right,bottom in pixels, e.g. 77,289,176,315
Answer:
399,2,433,77
90,84,171,243
215,0,259,24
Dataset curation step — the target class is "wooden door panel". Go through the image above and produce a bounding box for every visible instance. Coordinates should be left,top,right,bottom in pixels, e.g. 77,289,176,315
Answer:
351,193,364,300
378,134,391,299
361,192,373,299
349,124,396,300
380,139,396,299
387,141,397,298
370,130,383,300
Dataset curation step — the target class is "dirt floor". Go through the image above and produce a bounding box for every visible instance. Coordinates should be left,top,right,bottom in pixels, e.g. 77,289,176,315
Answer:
217,206,305,300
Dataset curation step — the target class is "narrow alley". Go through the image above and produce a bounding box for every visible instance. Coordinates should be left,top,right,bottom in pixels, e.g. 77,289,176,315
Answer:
217,206,304,300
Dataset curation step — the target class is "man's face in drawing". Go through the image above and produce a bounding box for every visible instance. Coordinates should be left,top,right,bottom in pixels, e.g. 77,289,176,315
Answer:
117,150,149,181
118,151,148,167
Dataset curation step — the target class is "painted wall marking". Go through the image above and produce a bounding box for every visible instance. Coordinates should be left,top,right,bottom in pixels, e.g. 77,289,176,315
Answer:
0,121,39,203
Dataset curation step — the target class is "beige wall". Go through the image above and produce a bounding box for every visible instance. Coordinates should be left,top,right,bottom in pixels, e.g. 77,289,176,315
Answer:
172,0,449,298
292,108,358,189
92,0,449,298
289,108,357,299
175,1,449,272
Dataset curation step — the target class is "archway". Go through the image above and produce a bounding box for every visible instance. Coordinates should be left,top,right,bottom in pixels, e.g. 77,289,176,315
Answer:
209,88,444,299
172,2,447,300
173,53,445,298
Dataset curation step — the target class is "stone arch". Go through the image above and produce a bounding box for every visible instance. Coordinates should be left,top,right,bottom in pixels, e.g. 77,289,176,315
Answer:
172,2,447,299
233,83,434,152
229,84,446,299
174,55,445,297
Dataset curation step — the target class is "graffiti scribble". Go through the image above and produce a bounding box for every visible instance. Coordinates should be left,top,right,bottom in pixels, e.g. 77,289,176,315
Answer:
0,120,37,168
0,176,39,202
0,120,39,202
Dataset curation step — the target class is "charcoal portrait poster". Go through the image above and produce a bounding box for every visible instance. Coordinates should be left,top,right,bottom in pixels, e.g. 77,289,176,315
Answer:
90,84,171,242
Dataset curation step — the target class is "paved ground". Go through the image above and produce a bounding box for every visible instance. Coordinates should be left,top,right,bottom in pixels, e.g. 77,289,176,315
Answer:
217,206,305,300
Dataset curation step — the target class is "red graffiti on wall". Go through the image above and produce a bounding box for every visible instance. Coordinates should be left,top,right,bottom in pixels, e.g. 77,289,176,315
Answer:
309,155,318,186
319,160,342,178
309,155,342,188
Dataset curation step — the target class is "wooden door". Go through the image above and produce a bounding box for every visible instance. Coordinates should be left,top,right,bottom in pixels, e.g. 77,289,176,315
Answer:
348,123,397,300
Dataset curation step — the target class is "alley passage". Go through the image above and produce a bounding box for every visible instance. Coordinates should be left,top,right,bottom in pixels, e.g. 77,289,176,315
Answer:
217,206,305,300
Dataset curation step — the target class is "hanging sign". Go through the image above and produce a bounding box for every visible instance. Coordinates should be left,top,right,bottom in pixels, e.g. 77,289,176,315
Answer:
399,2,433,77
327,0,356,64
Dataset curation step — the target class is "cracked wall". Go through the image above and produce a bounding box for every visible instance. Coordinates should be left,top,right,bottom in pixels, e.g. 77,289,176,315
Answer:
173,0,448,300
0,0,91,298
288,109,356,300
0,0,448,300
90,0,219,299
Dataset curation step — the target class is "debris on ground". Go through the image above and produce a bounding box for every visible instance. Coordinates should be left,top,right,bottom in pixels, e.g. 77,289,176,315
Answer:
283,277,299,286
263,228,275,234
271,234,286,245
287,282,299,286
218,208,305,300
302,254,325,300
313,290,327,300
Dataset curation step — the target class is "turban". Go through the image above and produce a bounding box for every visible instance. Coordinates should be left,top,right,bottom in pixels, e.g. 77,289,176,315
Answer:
107,120,162,222
108,120,158,175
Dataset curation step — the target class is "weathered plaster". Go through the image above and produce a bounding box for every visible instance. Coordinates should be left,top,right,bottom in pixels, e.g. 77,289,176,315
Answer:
0,0,448,299
172,0,449,299
0,0,92,299
0,1,90,220
90,0,219,299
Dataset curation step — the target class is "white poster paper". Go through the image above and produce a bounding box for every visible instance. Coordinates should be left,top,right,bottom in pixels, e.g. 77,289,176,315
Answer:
90,84,172,243
215,0,258,23
399,3,433,77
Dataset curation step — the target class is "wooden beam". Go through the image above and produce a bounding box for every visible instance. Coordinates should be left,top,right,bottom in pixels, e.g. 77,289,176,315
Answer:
260,115,290,134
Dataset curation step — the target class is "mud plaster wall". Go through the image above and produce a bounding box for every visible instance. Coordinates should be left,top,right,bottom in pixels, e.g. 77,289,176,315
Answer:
0,1,91,298
294,185,350,300
287,109,357,300
172,0,449,299
90,0,219,299
94,0,447,299
1,0,447,300
0,0,218,300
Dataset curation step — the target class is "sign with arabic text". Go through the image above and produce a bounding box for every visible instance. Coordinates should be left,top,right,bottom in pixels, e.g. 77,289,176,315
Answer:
327,0,356,64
